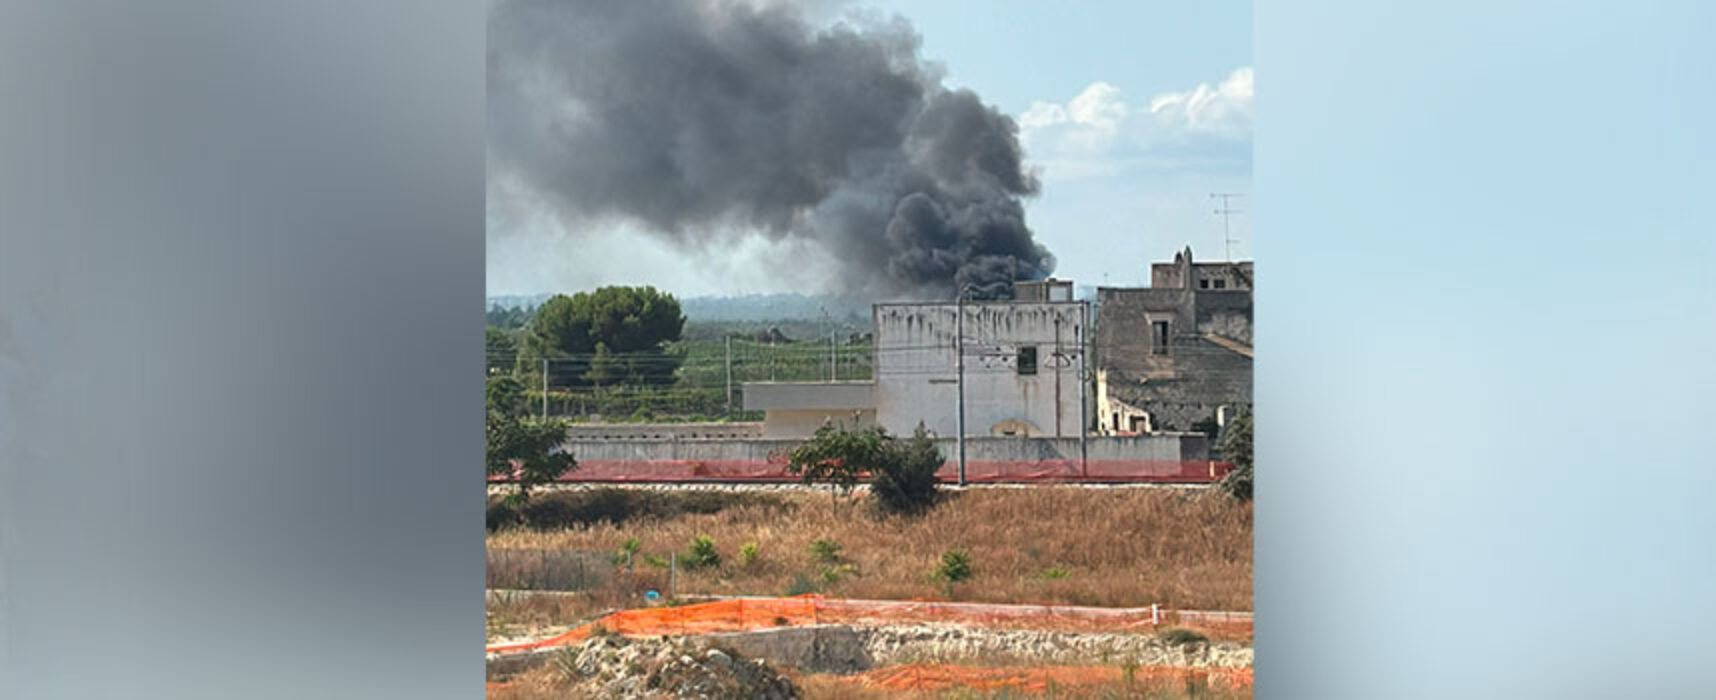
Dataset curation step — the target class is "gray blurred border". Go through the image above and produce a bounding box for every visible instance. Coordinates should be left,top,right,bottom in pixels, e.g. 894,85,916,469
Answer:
1,2,482,698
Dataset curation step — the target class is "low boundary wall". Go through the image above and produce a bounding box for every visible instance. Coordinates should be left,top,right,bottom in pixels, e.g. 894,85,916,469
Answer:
490,434,1230,484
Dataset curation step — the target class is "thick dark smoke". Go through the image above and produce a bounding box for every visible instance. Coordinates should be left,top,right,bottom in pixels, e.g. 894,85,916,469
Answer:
488,0,1054,299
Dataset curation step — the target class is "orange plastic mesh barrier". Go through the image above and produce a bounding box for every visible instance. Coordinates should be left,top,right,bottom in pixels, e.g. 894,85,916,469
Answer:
486,596,1252,655
850,663,1252,693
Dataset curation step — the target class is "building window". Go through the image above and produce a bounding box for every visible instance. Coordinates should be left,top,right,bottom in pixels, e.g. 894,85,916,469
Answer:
1199,279,1210,289
1151,321,1170,354
1016,346,1037,375
1213,279,1227,289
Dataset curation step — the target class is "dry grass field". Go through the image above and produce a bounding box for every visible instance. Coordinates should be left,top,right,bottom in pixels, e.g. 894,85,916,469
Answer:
487,487,1251,612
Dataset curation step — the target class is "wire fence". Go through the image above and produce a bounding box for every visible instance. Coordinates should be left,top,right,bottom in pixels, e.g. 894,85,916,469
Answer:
485,549,615,591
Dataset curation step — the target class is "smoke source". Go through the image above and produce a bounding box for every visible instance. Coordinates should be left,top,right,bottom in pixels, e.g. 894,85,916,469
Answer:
488,0,1054,299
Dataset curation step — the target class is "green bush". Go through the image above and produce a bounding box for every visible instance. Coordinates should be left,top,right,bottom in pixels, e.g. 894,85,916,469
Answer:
935,549,973,591
738,541,760,568
612,537,642,566
684,534,720,569
936,549,973,582
870,424,944,514
809,538,842,564
1217,411,1254,501
788,422,945,515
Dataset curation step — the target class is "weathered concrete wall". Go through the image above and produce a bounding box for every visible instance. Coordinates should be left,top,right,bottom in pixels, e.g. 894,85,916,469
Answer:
757,409,877,438
527,433,1223,483
872,302,1088,439
1094,284,1252,433
565,422,763,441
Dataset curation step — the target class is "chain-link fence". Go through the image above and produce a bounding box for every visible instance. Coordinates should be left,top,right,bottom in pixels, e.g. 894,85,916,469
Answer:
486,549,615,591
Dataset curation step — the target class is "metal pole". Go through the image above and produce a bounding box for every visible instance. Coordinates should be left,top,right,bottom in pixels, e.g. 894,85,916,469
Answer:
725,335,733,415
829,330,836,381
540,358,549,419
956,290,967,487
1053,316,1062,438
1078,304,1088,477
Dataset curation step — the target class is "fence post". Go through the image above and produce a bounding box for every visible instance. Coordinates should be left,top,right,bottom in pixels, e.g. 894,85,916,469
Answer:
1151,603,1159,626
669,552,677,601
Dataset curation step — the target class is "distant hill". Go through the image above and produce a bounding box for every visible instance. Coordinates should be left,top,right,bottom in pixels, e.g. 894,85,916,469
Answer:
486,293,553,311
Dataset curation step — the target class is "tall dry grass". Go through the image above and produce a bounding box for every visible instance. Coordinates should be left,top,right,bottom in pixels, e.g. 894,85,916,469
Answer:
487,488,1251,612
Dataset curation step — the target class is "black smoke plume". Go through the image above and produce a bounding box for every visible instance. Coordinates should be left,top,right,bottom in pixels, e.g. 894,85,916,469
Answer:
488,0,1054,299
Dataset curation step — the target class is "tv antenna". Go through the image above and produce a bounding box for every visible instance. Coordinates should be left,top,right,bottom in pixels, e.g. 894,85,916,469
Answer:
1211,193,1243,262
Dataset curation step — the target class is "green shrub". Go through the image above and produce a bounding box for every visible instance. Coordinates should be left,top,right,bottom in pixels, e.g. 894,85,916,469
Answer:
870,424,944,514
819,563,857,584
738,541,760,568
485,500,523,532
934,549,973,591
809,538,842,564
612,537,642,566
1040,567,1070,580
684,535,721,569
1217,411,1253,501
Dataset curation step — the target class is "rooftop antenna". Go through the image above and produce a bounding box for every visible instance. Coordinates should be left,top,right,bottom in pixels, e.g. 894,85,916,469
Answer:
1211,193,1243,262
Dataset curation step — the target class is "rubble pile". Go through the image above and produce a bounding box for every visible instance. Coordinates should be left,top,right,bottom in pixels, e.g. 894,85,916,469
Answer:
559,634,798,700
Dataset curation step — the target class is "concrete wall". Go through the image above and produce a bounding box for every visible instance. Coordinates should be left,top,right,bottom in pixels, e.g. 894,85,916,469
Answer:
534,433,1225,483
757,409,876,438
565,422,763,441
872,301,1088,439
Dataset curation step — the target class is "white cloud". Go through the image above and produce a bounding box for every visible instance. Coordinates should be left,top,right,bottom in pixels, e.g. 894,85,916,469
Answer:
1017,67,1252,180
1148,66,1252,137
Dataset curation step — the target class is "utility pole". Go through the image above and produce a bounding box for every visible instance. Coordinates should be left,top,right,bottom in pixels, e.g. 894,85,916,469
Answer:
821,306,835,382
955,286,970,487
724,335,733,415
1078,304,1088,477
1053,316,1063,438
1211,193,1243,263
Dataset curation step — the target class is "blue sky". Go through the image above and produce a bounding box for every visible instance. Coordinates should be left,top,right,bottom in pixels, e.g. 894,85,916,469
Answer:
486,1,1252,296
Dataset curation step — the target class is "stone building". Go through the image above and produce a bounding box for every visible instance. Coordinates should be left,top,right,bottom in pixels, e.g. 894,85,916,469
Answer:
1094,247,1252,434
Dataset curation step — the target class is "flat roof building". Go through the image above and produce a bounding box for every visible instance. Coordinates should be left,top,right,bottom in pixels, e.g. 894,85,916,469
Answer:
743,285,1088,439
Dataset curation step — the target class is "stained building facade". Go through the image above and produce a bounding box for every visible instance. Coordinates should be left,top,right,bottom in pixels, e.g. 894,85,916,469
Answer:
1094,247,1252,434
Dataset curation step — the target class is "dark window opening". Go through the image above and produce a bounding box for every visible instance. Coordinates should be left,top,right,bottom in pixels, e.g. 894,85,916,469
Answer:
1016,346,1038,375
1213,279,1227,289
1151,321,1170,354
1199,279,1210,289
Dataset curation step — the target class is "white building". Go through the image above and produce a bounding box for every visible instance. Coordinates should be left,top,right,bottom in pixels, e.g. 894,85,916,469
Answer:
743,282,1089,439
